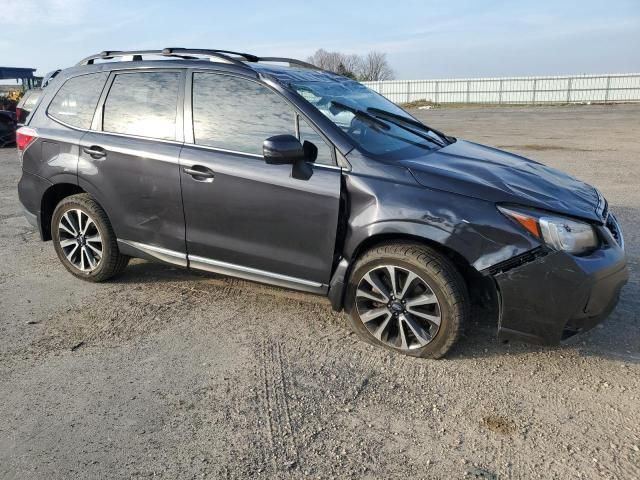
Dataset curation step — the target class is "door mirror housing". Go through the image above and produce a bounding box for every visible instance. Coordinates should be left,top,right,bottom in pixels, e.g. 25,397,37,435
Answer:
263,135,316,180
263,135,305,165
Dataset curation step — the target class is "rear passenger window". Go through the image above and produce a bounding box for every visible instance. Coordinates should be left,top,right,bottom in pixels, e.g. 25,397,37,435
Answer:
103,71,181,140
192,73,296,155
48,73,108,129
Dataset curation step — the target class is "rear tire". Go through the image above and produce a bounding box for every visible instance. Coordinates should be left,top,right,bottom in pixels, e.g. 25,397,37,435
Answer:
345,242,469,359
51,193,129,282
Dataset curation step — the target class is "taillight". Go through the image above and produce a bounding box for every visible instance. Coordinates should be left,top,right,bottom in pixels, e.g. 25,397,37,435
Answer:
16,127,37,151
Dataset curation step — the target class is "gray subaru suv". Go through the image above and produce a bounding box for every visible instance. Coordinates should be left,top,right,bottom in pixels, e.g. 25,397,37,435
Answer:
17,48,628,358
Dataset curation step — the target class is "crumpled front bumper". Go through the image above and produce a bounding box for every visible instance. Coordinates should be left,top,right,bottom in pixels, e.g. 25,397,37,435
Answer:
492,220,628,345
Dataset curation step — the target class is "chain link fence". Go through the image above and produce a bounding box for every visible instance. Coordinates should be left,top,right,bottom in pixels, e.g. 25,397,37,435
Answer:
362,73,640,105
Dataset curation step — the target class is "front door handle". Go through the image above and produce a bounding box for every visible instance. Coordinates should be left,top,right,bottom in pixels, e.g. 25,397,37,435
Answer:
83,146,107,159
183,165,215,182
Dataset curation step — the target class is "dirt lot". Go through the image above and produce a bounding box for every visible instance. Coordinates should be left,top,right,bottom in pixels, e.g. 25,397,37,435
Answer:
1,105,639,479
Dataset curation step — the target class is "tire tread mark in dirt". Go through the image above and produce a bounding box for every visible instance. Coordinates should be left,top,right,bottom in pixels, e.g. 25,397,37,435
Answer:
257,339,277,472
257,339,299,477
276,341,299,460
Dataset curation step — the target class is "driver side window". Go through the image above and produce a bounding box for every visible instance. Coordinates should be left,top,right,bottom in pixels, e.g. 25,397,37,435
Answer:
193,73,295,155
192,73,335,164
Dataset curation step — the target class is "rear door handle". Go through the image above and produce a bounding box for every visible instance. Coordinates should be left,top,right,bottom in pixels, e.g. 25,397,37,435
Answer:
183,165,215,182
83,146,107,159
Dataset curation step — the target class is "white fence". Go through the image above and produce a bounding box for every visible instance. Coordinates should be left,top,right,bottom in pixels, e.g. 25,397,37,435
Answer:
362,73,640,105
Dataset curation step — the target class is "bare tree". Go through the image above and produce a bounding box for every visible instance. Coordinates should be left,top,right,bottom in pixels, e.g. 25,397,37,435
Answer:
307,49,394,81
307,49,347,73
339,53,361,77
357,51,394,81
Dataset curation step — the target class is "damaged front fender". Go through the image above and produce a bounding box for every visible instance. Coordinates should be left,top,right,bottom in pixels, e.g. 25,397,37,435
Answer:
340,159,541,271
328,157,543,311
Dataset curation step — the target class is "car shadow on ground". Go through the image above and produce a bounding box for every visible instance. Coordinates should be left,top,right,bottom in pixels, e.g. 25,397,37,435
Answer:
111,199,638,365
111,259,208,285
113,258,639,364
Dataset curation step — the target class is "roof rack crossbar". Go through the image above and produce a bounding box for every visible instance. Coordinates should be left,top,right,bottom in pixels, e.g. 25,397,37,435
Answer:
76,48,322,71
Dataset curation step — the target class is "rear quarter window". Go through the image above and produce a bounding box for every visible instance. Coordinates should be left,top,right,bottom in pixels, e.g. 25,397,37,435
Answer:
23,91,41,110
48,73,108,129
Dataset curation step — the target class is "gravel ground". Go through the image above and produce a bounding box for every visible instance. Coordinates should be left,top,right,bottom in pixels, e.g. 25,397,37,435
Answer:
1,104,639,480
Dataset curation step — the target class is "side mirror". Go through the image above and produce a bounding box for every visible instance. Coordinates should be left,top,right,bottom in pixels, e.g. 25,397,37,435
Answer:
263,135,316,180
263,135,305,165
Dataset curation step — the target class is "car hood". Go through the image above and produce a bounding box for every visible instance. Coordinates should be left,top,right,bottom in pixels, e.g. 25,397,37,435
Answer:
403,140,602,222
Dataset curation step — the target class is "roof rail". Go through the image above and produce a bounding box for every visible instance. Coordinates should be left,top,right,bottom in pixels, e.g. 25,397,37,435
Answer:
77,49,251,68
257,57,320,70
162,48,260,63
76,48,322,71
78,50,155,65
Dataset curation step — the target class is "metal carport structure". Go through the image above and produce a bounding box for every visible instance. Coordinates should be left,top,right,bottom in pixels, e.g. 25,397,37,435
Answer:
0,67,38,88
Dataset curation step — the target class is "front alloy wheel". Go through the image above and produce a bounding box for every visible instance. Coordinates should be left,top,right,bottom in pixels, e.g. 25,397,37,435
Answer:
356,265,442,350
346,243,469,358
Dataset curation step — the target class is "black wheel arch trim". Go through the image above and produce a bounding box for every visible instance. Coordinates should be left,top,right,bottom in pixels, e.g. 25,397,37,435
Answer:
329,227,500,312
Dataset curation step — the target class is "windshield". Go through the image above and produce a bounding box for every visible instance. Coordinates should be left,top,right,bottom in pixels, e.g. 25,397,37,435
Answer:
290,79,444,160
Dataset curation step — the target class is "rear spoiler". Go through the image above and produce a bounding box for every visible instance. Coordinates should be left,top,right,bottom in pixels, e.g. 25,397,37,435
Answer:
41,69,61,88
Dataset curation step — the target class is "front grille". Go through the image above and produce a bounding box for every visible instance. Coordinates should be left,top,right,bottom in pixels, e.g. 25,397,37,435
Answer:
606,214,624,249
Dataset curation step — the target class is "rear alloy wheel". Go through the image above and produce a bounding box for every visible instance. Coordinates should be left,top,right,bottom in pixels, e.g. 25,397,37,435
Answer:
57,209,103,272
345,242,469,358
52,194,129,282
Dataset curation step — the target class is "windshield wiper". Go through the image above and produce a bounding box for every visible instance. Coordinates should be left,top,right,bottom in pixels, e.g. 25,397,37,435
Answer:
330,101,442,150
330,101,390,130
366,107,451,147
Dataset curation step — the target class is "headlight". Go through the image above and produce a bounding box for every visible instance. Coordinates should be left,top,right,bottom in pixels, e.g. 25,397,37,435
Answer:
498,206,599,254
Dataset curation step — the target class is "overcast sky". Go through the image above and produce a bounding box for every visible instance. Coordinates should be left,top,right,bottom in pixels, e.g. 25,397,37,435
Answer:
1,0,639,79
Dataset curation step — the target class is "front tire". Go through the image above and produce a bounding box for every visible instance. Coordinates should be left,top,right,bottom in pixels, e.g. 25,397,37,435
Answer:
345,242,469,359
51,193,129,282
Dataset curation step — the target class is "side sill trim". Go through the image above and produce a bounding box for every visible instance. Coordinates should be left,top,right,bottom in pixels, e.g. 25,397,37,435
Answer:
117,239,327,294
118,240,188,267
189,255,327,294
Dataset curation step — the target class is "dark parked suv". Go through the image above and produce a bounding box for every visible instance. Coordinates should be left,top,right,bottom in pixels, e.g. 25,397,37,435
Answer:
0,110,17,146
17,48,628,358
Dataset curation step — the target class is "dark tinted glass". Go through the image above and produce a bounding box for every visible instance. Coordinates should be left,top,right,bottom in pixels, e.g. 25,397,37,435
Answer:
0,113,14,133
193,73,295,155
48,73,108,129
298,116,334,165
103,72,180,140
